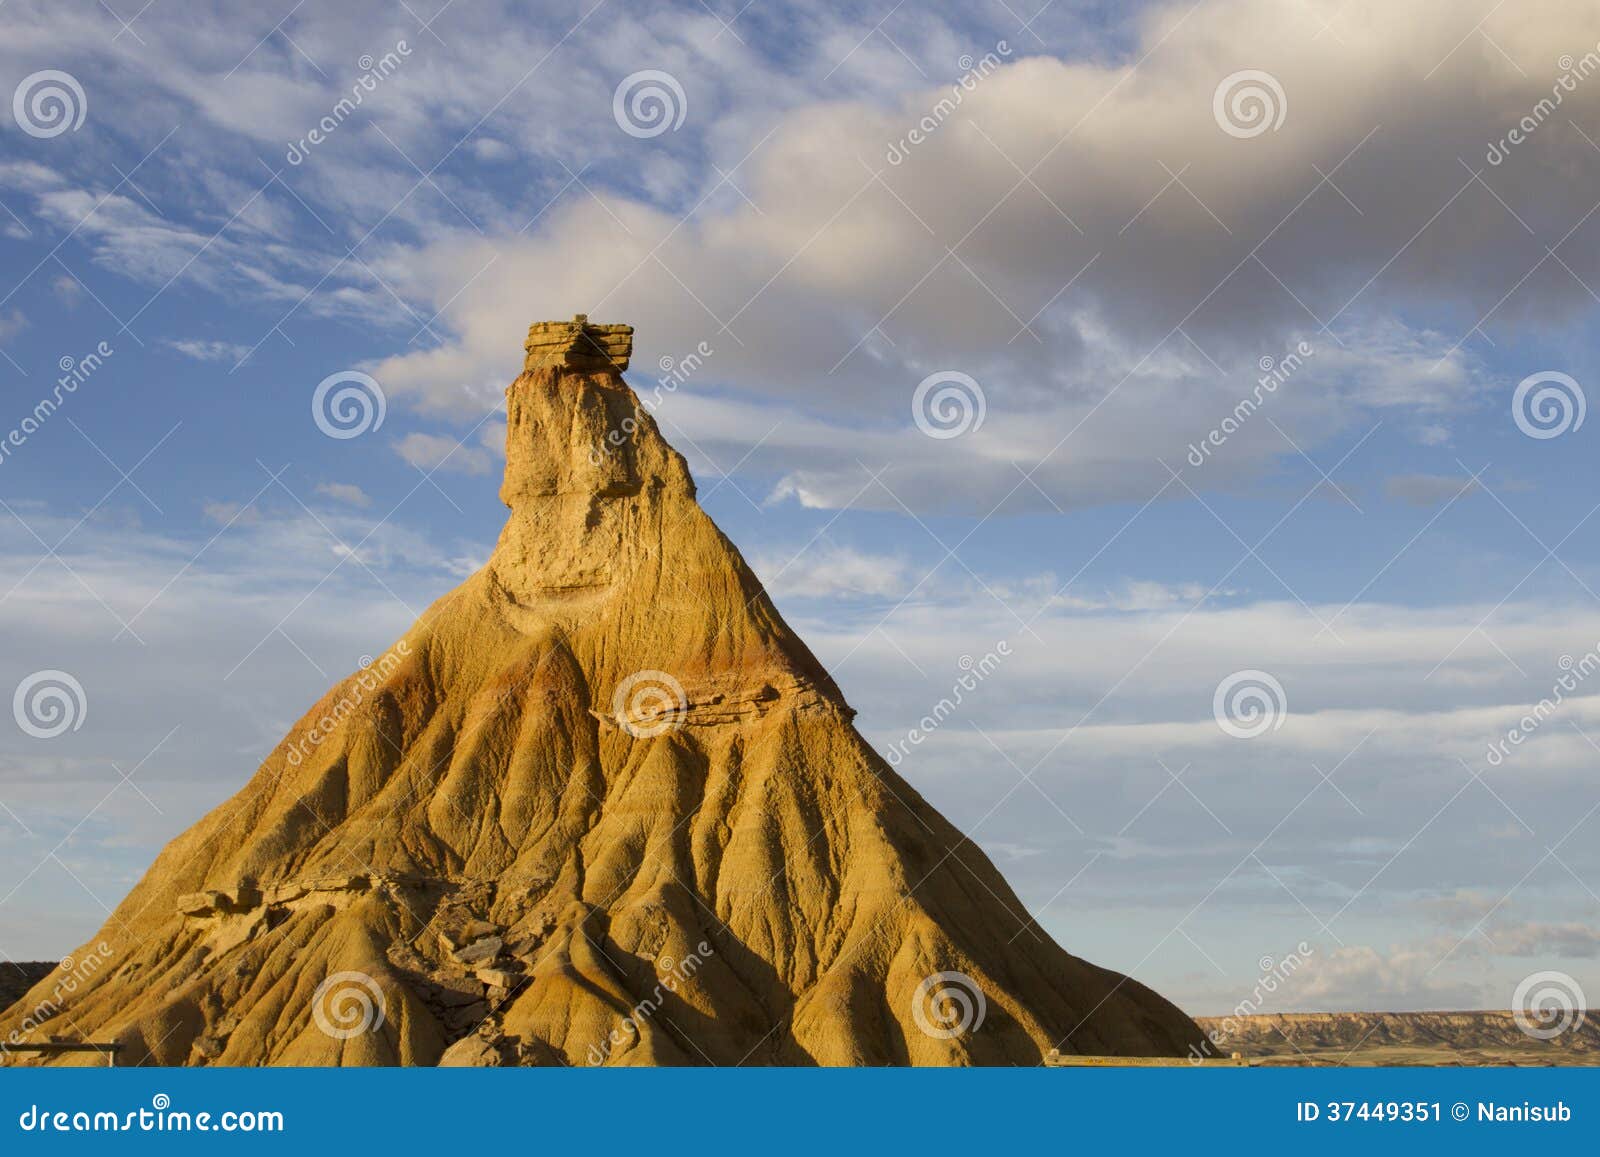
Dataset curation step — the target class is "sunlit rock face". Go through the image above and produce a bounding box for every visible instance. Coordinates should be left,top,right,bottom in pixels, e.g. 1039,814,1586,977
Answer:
0,320,1203,1067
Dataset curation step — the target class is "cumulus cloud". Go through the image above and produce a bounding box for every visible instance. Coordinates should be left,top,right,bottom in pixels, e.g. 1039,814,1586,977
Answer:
750,541,912,599
315,481,373,508
1294,940,1491,1012
392,431,494,474
359,0,1600,511
5,0,1591,513
1489,921,1600,958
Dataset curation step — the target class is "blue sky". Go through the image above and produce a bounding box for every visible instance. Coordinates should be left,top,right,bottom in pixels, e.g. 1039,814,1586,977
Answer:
2,0,1599,1019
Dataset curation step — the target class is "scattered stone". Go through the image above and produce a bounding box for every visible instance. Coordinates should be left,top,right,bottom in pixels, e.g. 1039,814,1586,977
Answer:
438,1035,503,1067
475,968,520,991
453,936,503,966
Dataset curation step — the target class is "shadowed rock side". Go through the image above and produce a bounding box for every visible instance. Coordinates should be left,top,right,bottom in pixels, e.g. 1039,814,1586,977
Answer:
0,964,57,1015
0,321,1204,1066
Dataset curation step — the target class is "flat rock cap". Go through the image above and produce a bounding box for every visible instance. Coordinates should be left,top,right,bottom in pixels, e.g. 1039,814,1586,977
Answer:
524,314,633,372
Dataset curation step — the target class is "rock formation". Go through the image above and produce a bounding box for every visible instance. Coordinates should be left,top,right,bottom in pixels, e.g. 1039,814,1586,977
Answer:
0,318,1203,1066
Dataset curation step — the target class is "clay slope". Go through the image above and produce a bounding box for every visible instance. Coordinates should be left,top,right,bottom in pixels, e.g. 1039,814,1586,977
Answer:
1,320,1203,1066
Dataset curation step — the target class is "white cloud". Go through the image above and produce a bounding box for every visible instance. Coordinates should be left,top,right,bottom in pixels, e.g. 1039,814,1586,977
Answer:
1294,940,1490,1012
751,542,911,600
354,0,1600,512
200,500,261,526
1490,922,1600,958
315,481,372,508
6,1,1589,515
393,431,493,475
470,138,513,162
50,274,82,305
164,339,255,363
1047,580,1239,612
